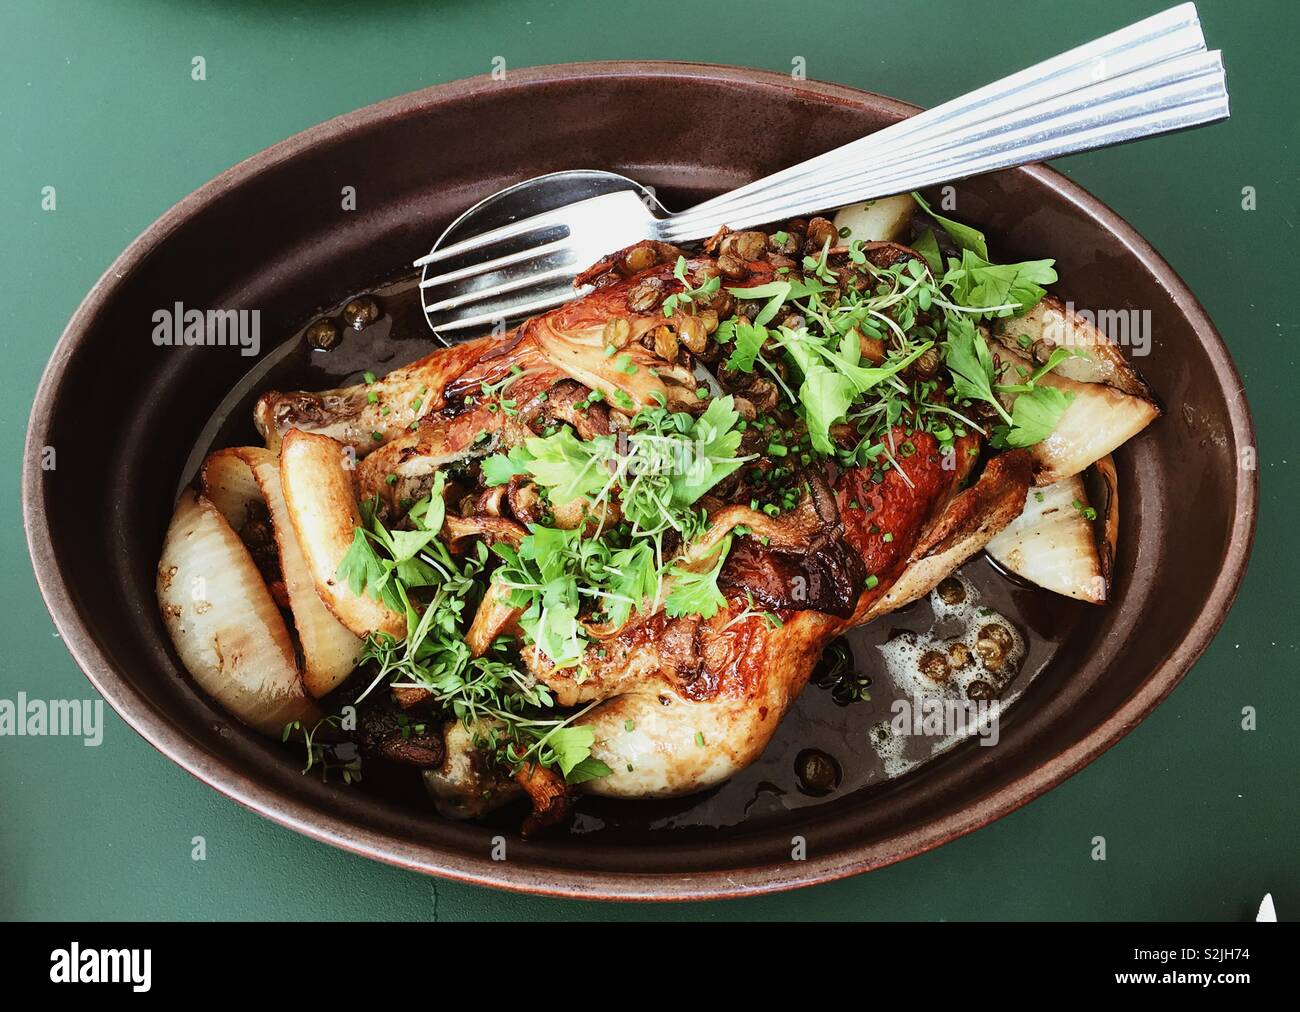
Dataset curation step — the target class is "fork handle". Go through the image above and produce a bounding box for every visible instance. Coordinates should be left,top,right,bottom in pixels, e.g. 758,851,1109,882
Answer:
657,3,1227,243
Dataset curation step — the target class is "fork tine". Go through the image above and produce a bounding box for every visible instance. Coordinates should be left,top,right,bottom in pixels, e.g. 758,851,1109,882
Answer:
415,190,647,270
412,209,570,267
419,237,572,290
424,263,578,313
429,284,583,334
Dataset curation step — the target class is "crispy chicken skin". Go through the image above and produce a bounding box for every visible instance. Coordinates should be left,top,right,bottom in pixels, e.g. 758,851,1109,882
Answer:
255,337,503,455
254,250,745,457
266,239,1034,811
550,439,1030,799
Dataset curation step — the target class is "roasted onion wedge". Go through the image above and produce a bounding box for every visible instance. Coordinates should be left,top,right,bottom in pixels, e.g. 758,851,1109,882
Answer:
157,490,318,735
202,448,363,696
999,346,1158,485
832,193,915,243
986,473,1108,603
203,447,364,698
992,295,1154,399
279,429,405,640
199,448,264,528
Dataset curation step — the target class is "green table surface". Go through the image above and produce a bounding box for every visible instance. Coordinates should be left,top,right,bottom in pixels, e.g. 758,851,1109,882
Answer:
2,0,1296,921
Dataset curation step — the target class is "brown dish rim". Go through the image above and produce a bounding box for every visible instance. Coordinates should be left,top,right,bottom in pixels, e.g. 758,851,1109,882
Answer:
22,61,1258,901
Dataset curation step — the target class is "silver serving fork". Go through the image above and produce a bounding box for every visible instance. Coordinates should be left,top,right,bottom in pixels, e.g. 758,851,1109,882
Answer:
416,3,1227,340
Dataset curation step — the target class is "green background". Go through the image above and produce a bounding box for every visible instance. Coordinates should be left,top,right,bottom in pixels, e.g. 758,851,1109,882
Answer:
2,0,1296,921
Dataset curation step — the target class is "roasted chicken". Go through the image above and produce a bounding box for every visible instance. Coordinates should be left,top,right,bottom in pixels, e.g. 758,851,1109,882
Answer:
159,196,1159,832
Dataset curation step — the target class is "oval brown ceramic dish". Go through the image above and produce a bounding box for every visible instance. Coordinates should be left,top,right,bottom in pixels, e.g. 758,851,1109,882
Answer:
23,62,1256,901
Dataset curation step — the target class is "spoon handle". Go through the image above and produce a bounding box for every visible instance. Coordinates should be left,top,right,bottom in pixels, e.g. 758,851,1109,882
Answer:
659,3,1226,241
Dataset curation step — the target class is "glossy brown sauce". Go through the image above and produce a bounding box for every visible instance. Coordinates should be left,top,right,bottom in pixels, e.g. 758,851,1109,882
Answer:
184,272,1087,836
